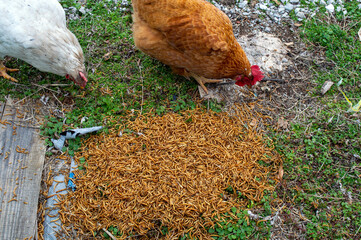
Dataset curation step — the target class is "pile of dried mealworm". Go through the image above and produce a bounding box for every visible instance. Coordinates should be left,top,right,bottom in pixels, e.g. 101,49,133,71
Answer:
59,106,282,239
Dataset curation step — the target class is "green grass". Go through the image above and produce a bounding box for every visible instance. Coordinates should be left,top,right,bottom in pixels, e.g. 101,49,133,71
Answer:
271,1,361,239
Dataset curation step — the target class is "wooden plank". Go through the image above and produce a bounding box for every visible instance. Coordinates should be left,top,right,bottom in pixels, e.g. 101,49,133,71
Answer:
0,98,45,239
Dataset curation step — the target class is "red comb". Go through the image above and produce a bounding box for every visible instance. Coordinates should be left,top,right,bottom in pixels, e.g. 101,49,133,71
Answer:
235,65,264,87
251,65,264,84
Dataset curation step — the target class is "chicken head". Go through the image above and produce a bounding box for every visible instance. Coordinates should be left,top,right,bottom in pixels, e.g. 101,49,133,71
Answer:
0,0,88,89
66,72,88,89
234,65,264,87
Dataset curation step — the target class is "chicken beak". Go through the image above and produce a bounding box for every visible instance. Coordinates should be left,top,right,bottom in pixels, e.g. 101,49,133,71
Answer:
78,72,88,89
66,72,88,89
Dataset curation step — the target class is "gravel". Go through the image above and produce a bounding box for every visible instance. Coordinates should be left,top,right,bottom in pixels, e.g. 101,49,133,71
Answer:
64,0,359,23
214,0,354,23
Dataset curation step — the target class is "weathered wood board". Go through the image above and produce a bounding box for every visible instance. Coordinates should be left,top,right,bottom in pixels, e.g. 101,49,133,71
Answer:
0,98,45,239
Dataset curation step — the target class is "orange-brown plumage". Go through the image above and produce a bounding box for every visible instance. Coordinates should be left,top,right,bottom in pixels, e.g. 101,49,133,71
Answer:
132,0,261,93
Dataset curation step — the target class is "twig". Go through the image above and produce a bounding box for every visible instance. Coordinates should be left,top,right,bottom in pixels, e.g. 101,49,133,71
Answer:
14,88,42,105
32,83,71,88
263,78,287,83
51,92,65,114
137,59,144,115
31,83,61,95
304,194,345,200
125,233,143,239
216,78,287,87
216,81,235,86
102,228,117,240
354,224,361,238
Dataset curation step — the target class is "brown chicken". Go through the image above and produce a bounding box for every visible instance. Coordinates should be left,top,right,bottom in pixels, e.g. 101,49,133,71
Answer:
132,0,264,93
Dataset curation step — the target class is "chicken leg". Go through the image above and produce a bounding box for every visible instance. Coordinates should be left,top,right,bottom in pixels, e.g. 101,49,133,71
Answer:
0,61,19,82
189,72,223,94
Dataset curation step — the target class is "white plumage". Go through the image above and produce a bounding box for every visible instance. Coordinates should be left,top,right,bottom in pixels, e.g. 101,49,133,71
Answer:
0,0,87,87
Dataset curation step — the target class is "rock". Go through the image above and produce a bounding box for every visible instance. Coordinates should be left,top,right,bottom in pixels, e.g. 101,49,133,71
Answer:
67,6,77,13
238,1,248,8
79,6,86,14
217,0,237,6
296,11,306,19
237,32,289,72
284,3,294,11
259,4,268,10
326,4,335,13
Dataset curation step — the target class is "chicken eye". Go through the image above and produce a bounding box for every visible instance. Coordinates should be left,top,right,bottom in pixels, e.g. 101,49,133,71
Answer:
65,74,70,79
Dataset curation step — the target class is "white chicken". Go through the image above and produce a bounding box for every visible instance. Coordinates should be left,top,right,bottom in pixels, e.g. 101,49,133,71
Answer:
0,0,88,88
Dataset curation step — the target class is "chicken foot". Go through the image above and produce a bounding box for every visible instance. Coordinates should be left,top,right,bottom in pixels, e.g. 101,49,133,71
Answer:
188,72,222,94
0,61,19,82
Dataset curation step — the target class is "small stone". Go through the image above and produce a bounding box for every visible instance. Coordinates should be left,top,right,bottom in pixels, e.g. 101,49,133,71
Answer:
320,0,327,5
259,4,268,10
326,4,335,13
238,1,248,8
68,6,77,13
284,3,294,11
290,0,299,3
296,11,306,19
265,27,271,32
328,0,335,4
79,6,86,14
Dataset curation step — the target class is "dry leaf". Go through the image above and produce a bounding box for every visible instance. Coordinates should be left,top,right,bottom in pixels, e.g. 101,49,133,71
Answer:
273,0,281,5
277,117,289,129
294,23,303,27
284,42,294,46
358,27,361,41
103,52,112,61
